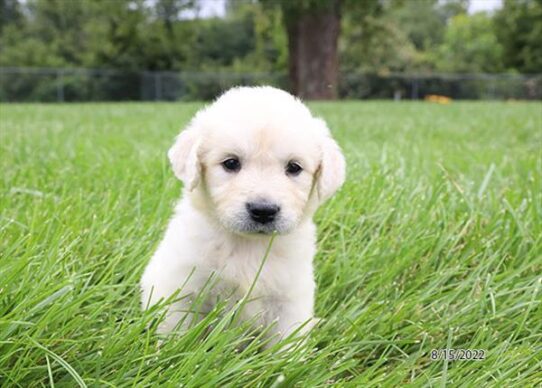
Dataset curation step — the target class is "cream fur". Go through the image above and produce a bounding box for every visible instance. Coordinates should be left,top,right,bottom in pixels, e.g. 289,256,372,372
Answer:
141,86,345,345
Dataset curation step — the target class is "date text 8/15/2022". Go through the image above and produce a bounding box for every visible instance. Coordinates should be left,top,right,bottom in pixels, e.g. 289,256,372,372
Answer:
430,349,486,361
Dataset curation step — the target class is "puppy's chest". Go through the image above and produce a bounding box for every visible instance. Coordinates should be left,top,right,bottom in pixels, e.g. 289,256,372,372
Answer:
202,241,292,297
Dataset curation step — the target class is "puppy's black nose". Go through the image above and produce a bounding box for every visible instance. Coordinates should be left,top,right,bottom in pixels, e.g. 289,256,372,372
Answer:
246,202,280,224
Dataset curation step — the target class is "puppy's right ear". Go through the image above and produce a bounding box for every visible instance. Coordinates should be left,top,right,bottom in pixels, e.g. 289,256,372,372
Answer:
168,127,201,191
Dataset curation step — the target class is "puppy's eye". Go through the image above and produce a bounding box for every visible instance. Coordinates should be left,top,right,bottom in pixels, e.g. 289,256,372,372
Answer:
286,161,302,176
222,157,241,172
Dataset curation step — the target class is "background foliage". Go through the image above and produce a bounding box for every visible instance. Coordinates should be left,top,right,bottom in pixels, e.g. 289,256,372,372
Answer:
1,0,541,75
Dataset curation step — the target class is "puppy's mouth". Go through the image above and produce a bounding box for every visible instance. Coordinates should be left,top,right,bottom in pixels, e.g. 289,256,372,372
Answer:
224,216,292,236
238,221,280,235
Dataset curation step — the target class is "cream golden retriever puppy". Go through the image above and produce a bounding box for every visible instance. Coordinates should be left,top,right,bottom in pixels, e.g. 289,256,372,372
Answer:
141,86,345,345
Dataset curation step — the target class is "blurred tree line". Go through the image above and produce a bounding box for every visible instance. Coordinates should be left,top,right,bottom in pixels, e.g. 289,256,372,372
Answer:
0,0,540,100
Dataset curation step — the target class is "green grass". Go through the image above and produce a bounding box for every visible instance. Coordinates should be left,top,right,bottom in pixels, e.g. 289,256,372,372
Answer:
1,101,541,387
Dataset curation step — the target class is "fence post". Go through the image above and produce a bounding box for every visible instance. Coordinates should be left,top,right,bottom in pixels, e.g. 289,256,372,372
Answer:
154,72,162,101
489,76,497,100
411,77,419,100
140,71,146,101
57,69,64,102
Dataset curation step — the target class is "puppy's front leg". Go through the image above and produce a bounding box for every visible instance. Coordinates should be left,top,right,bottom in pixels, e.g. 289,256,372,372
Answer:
141,281,196,335
140,251,200,334
265,297,317,347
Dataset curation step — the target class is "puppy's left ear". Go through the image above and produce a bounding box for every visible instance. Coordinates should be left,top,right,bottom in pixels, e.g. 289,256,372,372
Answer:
168,126,202,191
314,119,346,203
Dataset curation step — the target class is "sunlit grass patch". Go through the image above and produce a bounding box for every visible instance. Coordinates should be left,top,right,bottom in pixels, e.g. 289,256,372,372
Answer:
1,101,540,386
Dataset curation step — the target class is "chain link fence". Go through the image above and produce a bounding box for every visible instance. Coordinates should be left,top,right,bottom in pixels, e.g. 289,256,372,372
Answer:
1,67,540,102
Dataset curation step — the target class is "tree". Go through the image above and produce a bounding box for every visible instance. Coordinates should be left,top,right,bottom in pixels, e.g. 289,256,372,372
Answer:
0,0,91,67
434,13,504,73
340,0,470,74
0,0,23,31
388,0,467,51
277,0,341,99
154,0,195,37
494,0,542,73
274,0,465,99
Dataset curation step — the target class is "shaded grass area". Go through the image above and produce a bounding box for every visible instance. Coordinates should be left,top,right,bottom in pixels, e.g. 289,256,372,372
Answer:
1,101,541,386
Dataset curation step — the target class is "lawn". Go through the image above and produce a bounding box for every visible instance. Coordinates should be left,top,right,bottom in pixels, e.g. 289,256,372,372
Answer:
1,101,541,386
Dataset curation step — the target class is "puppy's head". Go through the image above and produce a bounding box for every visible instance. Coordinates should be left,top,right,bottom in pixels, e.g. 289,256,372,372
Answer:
168,86,345,235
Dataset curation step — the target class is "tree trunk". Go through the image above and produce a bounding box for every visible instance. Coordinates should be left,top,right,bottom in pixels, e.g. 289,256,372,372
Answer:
284,0,341,100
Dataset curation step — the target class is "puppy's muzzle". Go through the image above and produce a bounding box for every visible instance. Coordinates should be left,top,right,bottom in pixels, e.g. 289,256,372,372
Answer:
246,202,280,224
